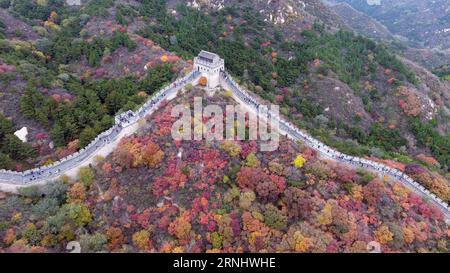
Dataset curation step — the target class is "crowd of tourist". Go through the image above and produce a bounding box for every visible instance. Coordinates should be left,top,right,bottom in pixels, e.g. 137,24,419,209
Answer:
223,72,450,215
0,71,200,185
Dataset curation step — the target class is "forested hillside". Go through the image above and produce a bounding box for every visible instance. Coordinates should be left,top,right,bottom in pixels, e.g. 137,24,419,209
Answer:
0,0,448,200
0,0,448,253
0,87,448,253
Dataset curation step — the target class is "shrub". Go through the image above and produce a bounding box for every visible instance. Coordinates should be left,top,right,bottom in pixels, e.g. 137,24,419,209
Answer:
263,204,287,230
32,198,60,218
18,185,41,200
210,232,223,249
22,223,42,246
220,141,241,157
41,180,68,203
63,203,92,227
245,153,260,168
78,167,95,188
239,190,256,210
80,232,107,253
106,227,124,251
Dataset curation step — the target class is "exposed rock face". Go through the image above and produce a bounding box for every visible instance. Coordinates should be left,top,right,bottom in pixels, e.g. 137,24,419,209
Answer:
176,0,344,27
402,48,450,71
399,57,450,133
309,76,373,129
14,127,28,143
0,9,41,41
66,0,82,5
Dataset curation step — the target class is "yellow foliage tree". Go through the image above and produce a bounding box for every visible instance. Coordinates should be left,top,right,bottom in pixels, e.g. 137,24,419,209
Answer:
317,202,333,226
3,228,15,246
375,225,393,245
68,182,86,203
160,55,168,63
293,155,306,168
293,231,311,252
351,184,363,201
132,230,150,251
224,90,233,97
245,152,260,168
220,141,241,157
402,226,415,244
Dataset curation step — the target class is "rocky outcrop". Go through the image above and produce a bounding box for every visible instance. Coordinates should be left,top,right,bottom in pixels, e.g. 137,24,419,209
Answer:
174,0,344,27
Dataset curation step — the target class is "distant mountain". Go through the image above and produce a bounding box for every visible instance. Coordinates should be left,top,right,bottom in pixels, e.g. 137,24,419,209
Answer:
0,0,449,254
326,0,450,50
330,2,393,40
170,0,346,28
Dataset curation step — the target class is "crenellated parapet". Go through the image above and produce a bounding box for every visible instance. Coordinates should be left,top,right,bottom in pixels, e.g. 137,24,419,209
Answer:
0,51,448,220
0,70,200,189
221,71,450,219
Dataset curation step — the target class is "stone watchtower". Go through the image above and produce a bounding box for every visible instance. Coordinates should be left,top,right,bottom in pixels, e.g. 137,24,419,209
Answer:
194,50,225,89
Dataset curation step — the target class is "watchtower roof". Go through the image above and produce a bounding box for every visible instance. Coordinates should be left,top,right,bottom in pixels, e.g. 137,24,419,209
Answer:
198,50,220,63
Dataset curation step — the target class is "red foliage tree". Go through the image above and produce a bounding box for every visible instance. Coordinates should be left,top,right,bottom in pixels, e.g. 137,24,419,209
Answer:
362,179,386,207
236,167,262,189
284,187,314,220
152,160,188,197
236,167,285,202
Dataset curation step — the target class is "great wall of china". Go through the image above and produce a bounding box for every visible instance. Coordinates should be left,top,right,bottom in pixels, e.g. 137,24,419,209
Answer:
0,51,448,220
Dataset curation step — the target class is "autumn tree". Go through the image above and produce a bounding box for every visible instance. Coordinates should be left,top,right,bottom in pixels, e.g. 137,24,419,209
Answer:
236,167,285,203
263,204,287,230
256,175,286,203
284,187,314,220
268,160,284,175
106,227,124,251
113,137,164,168
292,231,312,253
210,232,223,249
3,228,16,246
239,190,256,210
153,162,188,197
363,179,387,207
375,225,393,245
132,230,151,251
78,167,95,188
220,141,241,157
80,232,107,253
245,153,260,168
168,212,192,243
141,140,164,168
236,167,260,190
67,182,86,203
62,203,92,227
293,155,306,168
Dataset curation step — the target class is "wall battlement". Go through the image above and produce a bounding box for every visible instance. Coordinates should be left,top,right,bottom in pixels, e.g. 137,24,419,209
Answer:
0,51,448,220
